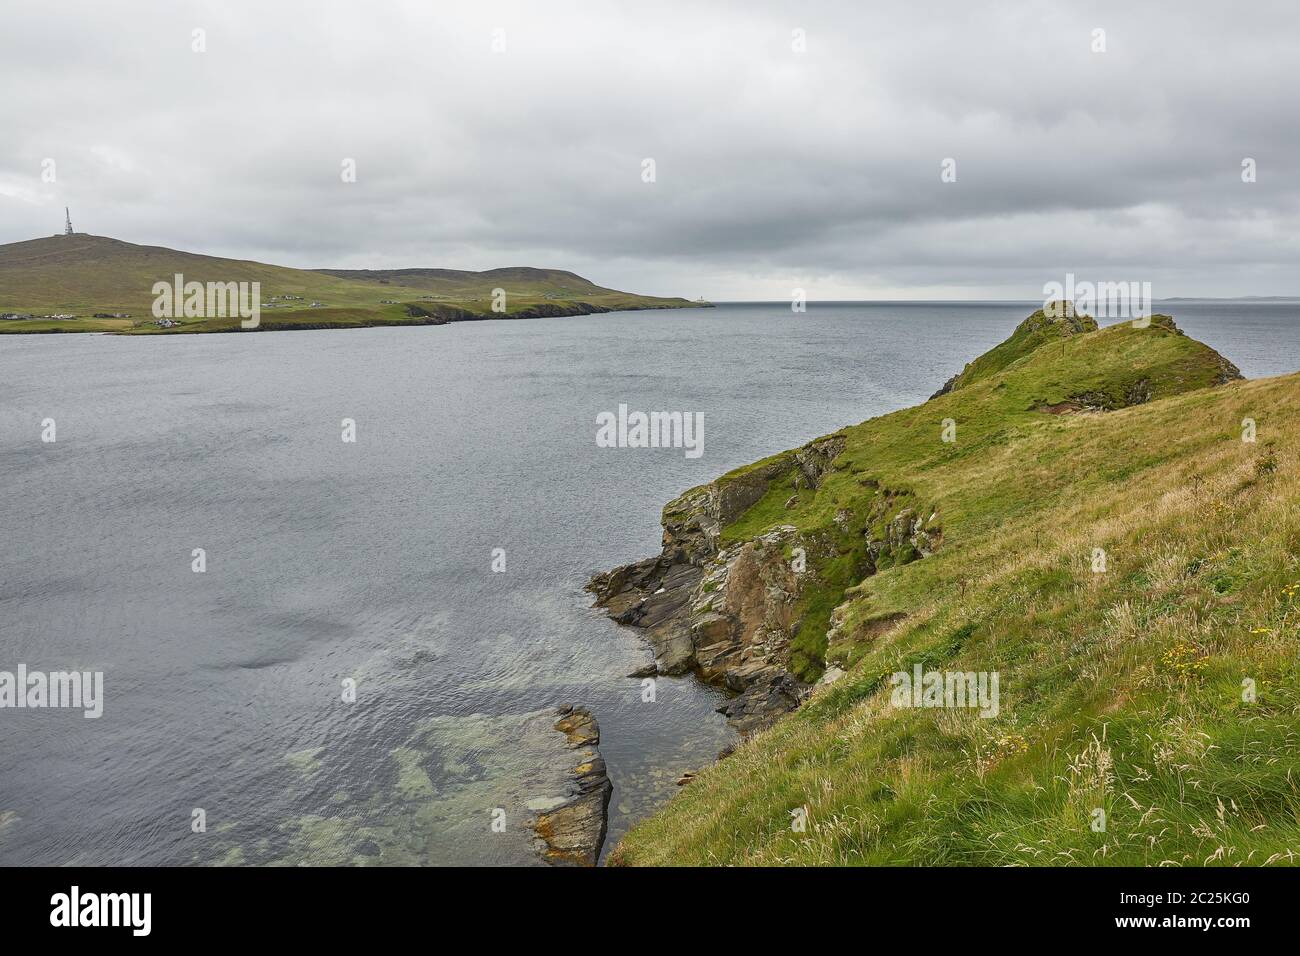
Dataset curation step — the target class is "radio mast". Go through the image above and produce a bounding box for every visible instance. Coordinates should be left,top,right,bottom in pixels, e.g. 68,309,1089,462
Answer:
64,207,74,235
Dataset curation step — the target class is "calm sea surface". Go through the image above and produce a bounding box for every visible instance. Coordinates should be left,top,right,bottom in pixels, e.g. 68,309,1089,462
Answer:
1,300,1296,864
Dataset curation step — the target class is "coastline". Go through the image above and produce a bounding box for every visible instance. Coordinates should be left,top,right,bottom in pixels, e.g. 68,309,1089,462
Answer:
588,307,1265,864
0,300,715,336
0,233,715,335
586,434,856,737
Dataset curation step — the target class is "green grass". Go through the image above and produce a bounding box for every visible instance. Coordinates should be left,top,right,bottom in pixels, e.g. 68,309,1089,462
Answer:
935,300,1097,394
613,307,1300,867
0,234,708,333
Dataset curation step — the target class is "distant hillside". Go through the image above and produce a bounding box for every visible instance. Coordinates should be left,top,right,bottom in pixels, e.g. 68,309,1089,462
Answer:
316,266,608,294
0,234,707,333
313,265,696,317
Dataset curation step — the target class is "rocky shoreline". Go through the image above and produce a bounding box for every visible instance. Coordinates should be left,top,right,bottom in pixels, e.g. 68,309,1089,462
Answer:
527,706,613,866
123,300,715,336
402,300,715,323
586,434,866,737
584,308,1243,858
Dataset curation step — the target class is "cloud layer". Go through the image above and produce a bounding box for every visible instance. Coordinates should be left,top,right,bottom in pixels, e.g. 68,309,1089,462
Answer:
2,0,1297,298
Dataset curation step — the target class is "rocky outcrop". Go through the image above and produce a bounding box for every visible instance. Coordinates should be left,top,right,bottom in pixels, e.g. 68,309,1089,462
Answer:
591,526,812,734
1213,357,1246,385
929,371,962,401
528,706,612,866
1037,382,1153,414
871,504,943,564
588,435,849,735
589,429,943,737
717,670,808,735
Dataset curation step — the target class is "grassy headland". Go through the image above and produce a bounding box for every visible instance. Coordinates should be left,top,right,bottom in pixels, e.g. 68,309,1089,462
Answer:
0,234,708,333
611,306,1300,866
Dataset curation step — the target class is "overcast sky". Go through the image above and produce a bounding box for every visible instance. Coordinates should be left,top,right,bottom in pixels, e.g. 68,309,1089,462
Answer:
1,0,1297,299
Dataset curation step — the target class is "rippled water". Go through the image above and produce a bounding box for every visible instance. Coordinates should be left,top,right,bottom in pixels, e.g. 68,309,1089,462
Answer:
0,300,1295,865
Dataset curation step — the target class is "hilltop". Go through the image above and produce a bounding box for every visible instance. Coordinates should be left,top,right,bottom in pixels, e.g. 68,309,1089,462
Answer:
595,307,1300,866
0,234,707,333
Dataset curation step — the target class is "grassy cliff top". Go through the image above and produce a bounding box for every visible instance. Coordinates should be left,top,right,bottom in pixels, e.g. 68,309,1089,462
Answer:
0,234,705,333
614,310,1300,867
932,301,1098,396
715,310,1242,553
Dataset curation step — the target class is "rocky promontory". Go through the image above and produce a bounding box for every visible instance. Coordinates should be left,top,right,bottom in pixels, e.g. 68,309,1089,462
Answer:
586,433,913,735
588,308,1224,739
601,308,1271,867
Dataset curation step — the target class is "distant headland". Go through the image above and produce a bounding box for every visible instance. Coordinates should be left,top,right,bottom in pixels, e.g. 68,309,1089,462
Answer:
0,229,711,334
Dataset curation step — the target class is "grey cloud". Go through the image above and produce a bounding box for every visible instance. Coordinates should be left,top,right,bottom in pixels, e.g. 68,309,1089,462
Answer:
1,0,1297,298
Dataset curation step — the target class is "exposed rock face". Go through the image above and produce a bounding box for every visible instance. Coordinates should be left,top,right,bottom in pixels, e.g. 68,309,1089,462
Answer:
1209,353,1245,385
590,522,811,730
929,372,961,401
873,505,943,564
591,530,812,734
588,430,948,738
717,670,808,735
529,706,612,866
589,435,848,735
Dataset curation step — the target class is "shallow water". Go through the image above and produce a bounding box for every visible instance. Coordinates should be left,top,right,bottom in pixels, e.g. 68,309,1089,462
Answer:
0,300,1295,864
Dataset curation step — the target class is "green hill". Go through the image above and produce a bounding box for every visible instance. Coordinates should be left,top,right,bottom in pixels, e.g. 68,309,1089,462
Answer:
314,265,694,316
929,300,1099,397
606,307,1300,867
0,234,706,333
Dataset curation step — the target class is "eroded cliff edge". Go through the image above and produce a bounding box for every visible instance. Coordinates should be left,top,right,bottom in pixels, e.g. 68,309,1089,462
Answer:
588,431,944,734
